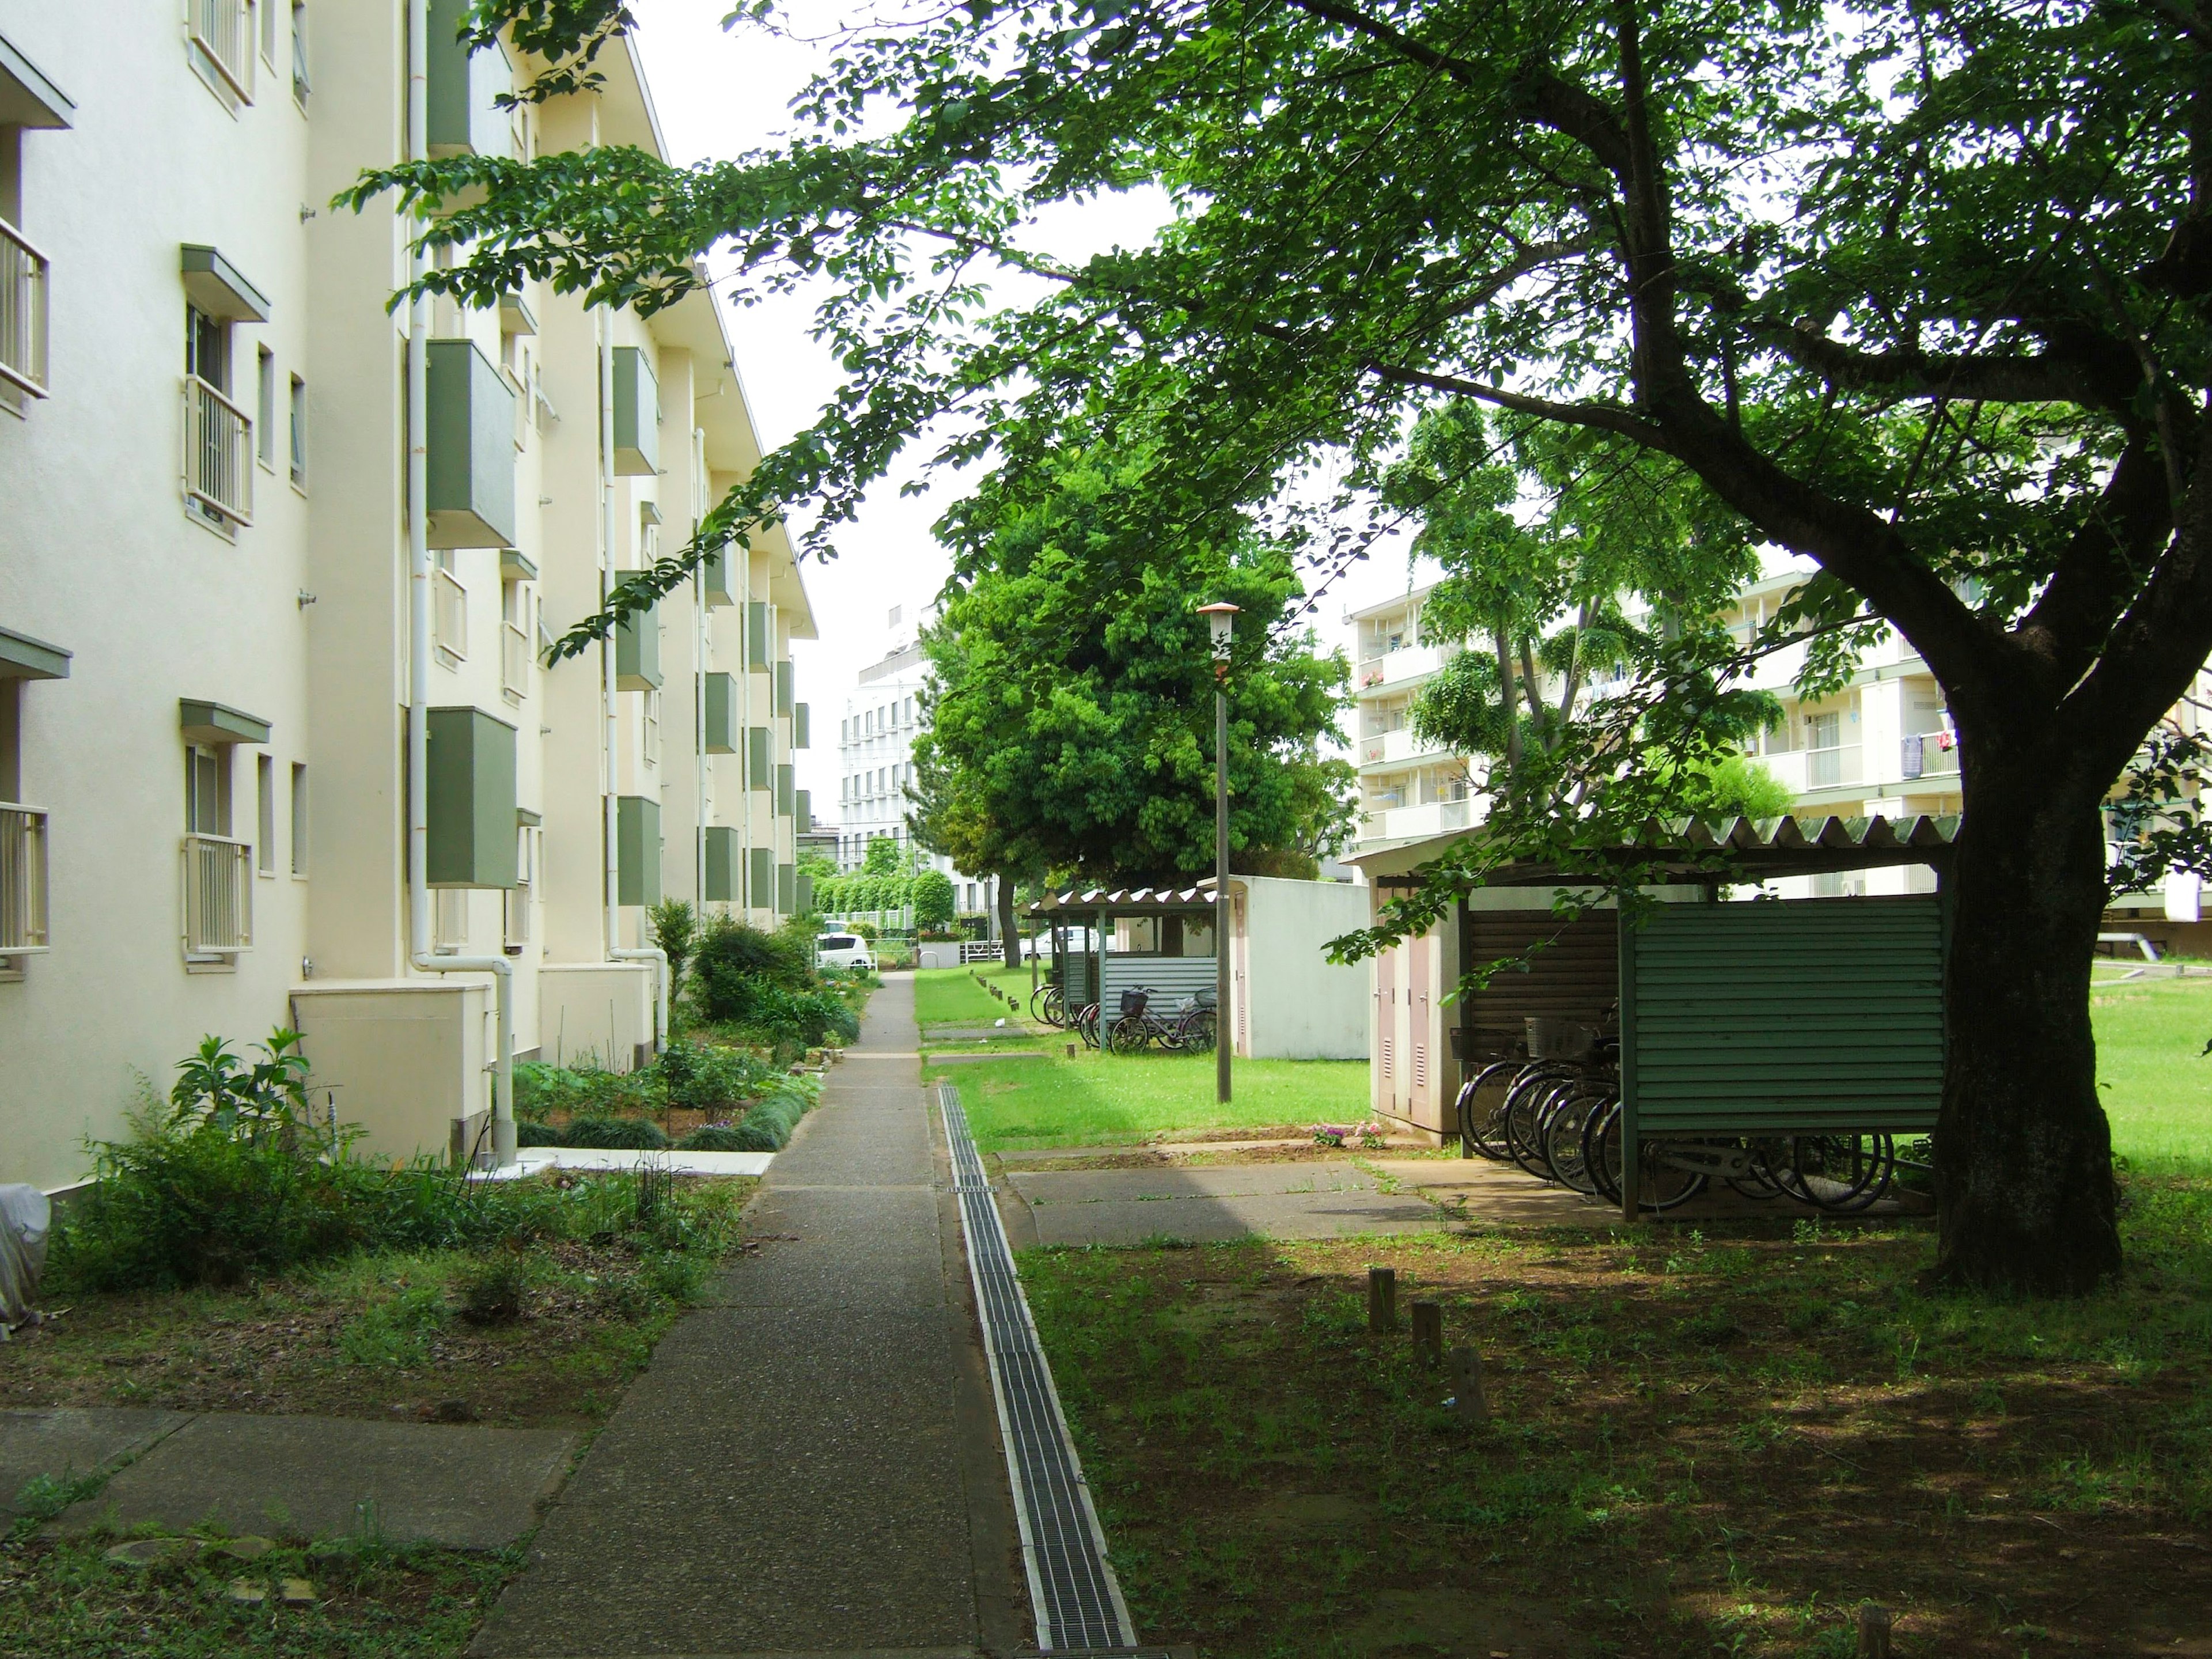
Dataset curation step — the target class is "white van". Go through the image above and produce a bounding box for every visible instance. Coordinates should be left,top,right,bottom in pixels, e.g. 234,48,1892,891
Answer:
815,931,875,972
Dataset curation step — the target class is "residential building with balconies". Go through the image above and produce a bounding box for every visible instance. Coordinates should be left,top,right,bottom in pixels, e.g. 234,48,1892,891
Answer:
1349,585,1483,847
0,9,813,1192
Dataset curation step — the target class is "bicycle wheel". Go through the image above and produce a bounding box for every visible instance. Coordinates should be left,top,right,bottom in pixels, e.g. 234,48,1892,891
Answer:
1075,1003,1100,1049
1791,1132,1895,1213
1179,1009,1217,1053
1456,1060,1520,1160
1583,1097,1623,1205
1504,1067,1577,1179
1153,1015,1187,1052
1581,1111,1709,1211
1543,1087,1610,1193
1107,1016,1150,1054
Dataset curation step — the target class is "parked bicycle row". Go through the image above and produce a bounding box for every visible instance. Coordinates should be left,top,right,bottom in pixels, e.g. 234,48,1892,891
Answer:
1031,980,1217,1054
1454,1049,1921,1214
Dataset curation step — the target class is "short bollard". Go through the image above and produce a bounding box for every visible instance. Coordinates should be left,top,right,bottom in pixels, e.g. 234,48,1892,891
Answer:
1856,1604,1892,1659
1446,1346,1488,1422
1410,1301,1443,1368
1368,1266,1396,1332
1066,1043,1078,1059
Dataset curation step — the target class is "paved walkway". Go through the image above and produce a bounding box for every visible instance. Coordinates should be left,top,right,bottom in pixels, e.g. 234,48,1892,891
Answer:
1000,1160,1441,1246
469,971,1022,1659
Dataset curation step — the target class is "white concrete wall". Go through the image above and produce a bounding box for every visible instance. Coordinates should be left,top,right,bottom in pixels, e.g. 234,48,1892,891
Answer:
1236,877,1370,1060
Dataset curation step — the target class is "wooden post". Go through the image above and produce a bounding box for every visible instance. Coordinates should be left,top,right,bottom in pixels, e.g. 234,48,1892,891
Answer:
1066,1043,1077,1059
1367,1266,1396,1333
1448,1346,1488,1422
1856,1605,1892,1659
1410,1301,1442,1367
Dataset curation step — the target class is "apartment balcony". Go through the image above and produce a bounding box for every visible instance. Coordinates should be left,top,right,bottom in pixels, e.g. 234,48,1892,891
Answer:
1762,745,1864,797
1899,733,1961,781
0,805,50,955
0,218,50,398
1355,641,1454,693
500,620,531,699
1356,726,1447,770
433,567,469,662
183,375,253,526
182,832,253,954
426,339,517,548
1358,797,1475,845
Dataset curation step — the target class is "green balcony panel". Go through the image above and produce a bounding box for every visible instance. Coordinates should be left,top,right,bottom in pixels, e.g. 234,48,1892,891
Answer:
745,602,769,669
615,603,661,691
792,702,810,749
796,871,813,914
748,846,772,911
617,794,662,907
775,763,794,819
426,707,517,888
748,727,771,791
795,790,812,835
777,862,796,916
702,672,737,753
426,339,518,549
774,660,794,717
612,346,658,476
703,825,737,902
427,0,514,158
703,544,734,608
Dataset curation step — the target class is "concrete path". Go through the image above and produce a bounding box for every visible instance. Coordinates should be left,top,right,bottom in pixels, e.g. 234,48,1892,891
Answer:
1003,1161,1440,1246
468,971,1022,1659
41,1412,575,1547
0,1407,190,1521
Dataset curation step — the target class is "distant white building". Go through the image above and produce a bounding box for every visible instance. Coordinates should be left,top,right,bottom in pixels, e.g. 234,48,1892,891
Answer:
837,616,999,919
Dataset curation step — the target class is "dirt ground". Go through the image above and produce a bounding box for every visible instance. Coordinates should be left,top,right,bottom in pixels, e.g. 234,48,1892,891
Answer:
1022,1183,2212,1659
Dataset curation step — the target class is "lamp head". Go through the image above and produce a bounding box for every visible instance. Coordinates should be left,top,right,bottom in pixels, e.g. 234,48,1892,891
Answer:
1196,601,1241,661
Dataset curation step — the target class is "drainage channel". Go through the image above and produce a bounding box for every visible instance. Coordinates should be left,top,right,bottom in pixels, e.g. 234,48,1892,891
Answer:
939,1081,1141,1654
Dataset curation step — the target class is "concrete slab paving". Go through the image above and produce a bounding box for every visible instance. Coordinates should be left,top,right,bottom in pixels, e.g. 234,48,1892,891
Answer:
1004,1161,1440,1245
1007,1162,1387,1205
1365,1158,1619,1228
0,1408,191,1518
50,1414,577,1547
467,971,1021,1659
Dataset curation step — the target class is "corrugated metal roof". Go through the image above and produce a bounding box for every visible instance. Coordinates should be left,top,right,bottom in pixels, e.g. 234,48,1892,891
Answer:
1363,812,1961,887
1028,878,1222,915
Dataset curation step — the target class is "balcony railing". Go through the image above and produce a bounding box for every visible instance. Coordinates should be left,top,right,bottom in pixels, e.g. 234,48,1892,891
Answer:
433,567,468,661
0,805,50,955
501,619,531,698
0,219,50,398
190,0,255,100
183,375,254,525
1900,732,1960,779
182,832,253,954
1358,796,1475,844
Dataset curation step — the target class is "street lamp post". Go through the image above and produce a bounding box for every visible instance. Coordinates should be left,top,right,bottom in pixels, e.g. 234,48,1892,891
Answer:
1197,601,1240,1104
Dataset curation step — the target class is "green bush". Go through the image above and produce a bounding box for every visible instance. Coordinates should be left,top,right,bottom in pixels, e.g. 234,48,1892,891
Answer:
514,1059,654,1120
452,1252,535,1324
678,1124,751,1152
658,1040,771,1111
562,1116,669,1151
338,1283,447,1368
516,1119,564,1148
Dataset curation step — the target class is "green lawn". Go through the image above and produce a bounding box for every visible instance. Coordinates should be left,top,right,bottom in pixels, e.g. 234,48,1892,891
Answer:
912,963,1037,1029
2092,974,2212,1174
933,1046,1370,1150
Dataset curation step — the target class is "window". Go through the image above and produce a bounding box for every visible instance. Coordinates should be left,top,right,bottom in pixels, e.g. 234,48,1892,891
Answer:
643,689,661,767
256,753,275,874
260,0,278,65
434,888,468,951
288,375,306,487
256,347,275,469
504,826,536,950
291,3,311,105
290,762,308,874
186,744,230,836
188,305,230,393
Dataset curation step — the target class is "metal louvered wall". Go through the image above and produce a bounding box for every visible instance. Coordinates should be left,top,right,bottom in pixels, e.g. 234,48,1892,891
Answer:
940,1083,1137,1653
1457,908,1622,1062
1623,895,1945,1134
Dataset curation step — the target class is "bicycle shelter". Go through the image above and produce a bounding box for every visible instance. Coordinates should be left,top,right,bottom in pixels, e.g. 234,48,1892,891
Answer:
1352,813,1957,1218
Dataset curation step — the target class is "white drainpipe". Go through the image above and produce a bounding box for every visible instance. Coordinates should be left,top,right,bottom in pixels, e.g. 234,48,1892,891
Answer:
599,310,668,1052
406,0,515,1166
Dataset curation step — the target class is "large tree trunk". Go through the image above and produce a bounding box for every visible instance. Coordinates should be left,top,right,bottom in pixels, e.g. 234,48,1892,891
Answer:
1933,747,2122,1294
997,874,1020,970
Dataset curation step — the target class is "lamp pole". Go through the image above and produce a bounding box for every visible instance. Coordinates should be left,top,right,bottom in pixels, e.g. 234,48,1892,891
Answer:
1198,602,1240,1104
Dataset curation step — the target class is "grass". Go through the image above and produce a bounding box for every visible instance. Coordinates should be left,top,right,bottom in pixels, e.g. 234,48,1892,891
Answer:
931,1046,1369,1151
2092,975,2212,1174
0,1532,515,1657
1022,1177,2212,1659
2,1174,756,1427
912,963,1037,1030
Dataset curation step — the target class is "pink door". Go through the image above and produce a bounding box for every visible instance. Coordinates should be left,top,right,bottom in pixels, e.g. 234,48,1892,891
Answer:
1409,931,1435,1131
1373,945,1397,1118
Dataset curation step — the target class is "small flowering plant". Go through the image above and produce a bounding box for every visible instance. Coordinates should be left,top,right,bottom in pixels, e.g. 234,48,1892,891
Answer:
1310,1120,1389,1149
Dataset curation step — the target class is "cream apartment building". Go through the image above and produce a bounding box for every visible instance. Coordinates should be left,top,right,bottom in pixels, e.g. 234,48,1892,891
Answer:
0,4,814,1192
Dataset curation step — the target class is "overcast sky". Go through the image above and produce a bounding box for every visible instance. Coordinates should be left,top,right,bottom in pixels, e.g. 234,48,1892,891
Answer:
627,1,1441,810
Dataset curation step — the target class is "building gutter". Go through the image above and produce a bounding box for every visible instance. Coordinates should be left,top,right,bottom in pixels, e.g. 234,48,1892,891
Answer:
599,308,668,1051
405,0,514,1166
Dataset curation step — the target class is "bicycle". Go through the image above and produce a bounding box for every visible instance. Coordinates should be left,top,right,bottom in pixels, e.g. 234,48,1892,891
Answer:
1031,980,1067,1027
1106,988,1188,1054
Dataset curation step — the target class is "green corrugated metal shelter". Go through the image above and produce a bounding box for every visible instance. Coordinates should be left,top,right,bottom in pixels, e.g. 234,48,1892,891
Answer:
1397,812,1958,1219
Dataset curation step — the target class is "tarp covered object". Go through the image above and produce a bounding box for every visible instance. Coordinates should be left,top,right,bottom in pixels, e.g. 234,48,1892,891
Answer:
0,1184,51,1333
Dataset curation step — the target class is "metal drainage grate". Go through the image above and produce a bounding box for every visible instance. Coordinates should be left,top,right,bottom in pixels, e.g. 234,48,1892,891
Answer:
940,1082,1137,1653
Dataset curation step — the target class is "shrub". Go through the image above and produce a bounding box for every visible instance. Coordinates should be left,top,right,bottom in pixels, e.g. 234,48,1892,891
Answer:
679,1123,751,1152
562,1116,669,1152
912,869,957,931
693,914,812,992
338,1283,446,1368
657,1040,770,1111
452,1253,535,1324
516,1119,564,1148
